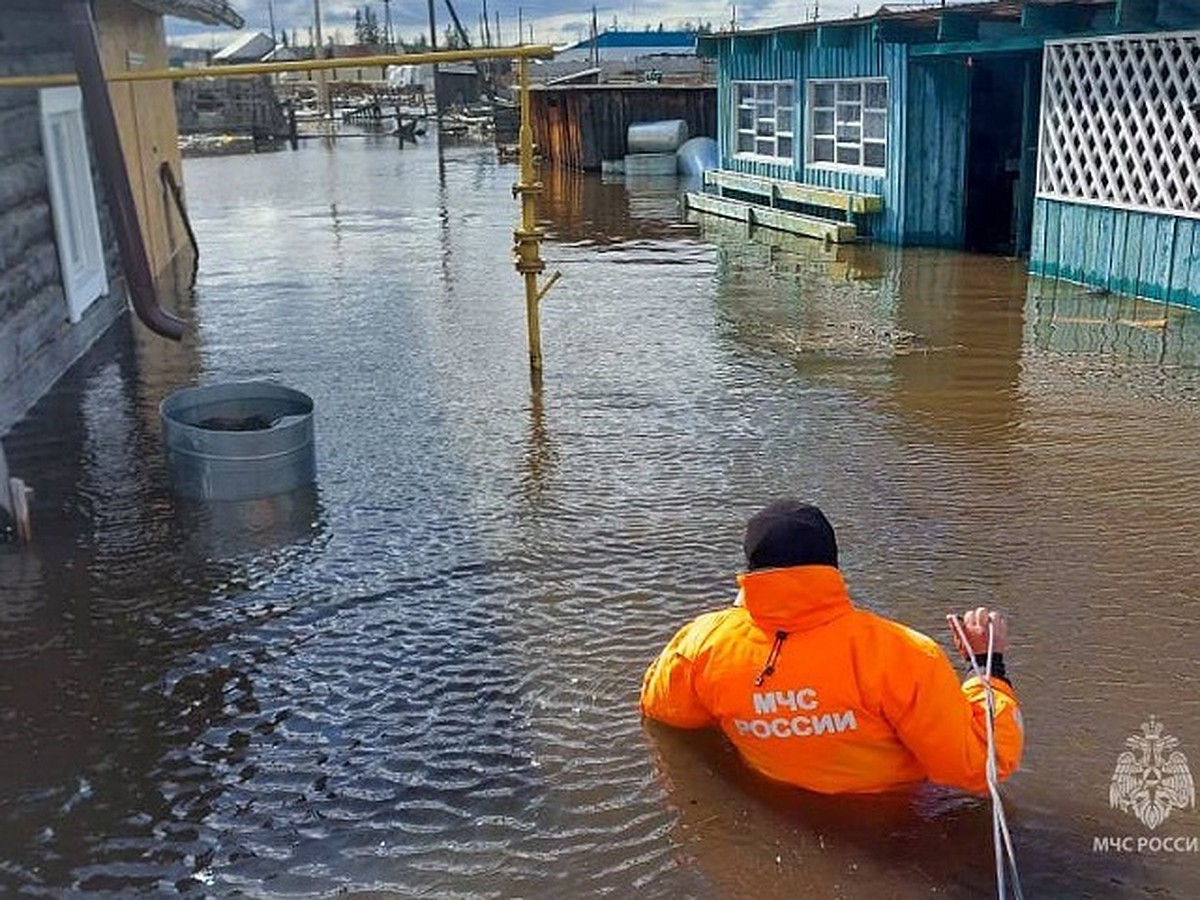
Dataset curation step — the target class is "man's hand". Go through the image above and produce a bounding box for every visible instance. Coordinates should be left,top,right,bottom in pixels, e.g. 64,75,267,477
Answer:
947,607,1009,659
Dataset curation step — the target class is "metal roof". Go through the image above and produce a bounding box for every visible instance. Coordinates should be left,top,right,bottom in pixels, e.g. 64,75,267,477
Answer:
556,30,699,53
695,0,1133,42
212,30,275,62
130,0,244,29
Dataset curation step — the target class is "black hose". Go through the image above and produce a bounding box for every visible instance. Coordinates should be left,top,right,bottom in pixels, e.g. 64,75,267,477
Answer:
159,161,199,287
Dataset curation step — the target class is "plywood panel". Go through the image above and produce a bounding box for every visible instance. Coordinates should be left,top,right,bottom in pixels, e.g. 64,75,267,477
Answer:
95,0,189,281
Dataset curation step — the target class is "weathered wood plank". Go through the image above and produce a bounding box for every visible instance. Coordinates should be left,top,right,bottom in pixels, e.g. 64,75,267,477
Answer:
685,192,857,242
705,169,883,213
1182,220,1200,310
1029,199,1047,274
1109,209,1129,294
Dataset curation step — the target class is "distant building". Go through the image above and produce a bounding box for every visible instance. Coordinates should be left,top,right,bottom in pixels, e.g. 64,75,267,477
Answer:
537,29,710,85
554,30,700,63
690,0,1200,308
168,45,213,68
212,30,276,64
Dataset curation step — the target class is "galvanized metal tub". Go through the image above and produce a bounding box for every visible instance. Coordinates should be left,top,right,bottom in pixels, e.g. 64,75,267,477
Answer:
160,382,316,501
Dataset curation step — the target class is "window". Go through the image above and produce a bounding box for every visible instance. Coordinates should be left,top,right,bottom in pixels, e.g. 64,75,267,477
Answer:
39,86,108,323
808,78,888,172
733,81,795,162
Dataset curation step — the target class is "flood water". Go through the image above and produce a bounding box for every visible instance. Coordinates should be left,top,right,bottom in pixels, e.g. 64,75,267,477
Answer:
2,133,1199,897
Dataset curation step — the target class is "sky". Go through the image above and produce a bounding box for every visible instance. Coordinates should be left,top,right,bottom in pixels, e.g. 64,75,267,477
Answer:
166,0,907,50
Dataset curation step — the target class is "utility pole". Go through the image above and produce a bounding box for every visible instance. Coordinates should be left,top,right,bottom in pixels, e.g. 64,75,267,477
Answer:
313,0,328,114
383,0,394,49
426,0,438,115
590,5,598,67
518,7,523,45
267,0,276,45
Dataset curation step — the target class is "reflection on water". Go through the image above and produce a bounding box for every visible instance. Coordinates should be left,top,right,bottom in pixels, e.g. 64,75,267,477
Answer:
1,138,1198,897
172,487,325,563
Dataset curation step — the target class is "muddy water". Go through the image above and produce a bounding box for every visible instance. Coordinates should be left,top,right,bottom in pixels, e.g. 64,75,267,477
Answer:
1,135,1198,897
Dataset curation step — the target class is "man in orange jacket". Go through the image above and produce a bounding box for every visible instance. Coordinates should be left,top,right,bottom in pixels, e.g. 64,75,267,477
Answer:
640,499,1023,795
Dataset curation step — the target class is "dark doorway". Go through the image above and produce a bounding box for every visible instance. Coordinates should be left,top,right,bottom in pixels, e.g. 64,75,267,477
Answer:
964,54,1040,255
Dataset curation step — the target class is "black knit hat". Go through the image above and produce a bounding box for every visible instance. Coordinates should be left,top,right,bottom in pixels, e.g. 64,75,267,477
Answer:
743,499,839,571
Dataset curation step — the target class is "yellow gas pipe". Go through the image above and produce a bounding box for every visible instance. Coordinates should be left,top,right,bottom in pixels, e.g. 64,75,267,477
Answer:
512,57,561,378
0,45,560,377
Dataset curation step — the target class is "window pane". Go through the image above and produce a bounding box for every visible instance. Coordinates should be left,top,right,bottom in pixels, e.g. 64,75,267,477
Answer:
756,138,773,155
738,107,754,130
777,136,793,159
757,119,775,137
777,107,793,132
863,110,886,139
837,82,862,102
737,132,755,152
756,83,773,101
804,79,889,169
777,84,794,106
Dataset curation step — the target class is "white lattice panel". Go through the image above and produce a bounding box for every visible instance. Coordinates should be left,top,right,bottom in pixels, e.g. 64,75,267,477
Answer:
1038,32,1200,217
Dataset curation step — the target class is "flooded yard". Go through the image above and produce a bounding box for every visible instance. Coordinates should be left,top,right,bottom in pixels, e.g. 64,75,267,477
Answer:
1,134,1198,897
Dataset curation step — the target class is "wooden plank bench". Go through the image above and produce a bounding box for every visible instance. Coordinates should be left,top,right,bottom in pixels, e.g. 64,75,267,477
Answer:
682,192,858,244
703,170,884,217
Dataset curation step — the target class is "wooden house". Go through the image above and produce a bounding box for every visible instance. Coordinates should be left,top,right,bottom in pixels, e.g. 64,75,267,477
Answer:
691,0,1200,308
0,0,242,435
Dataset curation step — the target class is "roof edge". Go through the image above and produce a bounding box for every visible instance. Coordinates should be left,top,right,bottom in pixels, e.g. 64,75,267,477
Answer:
131,0,245,29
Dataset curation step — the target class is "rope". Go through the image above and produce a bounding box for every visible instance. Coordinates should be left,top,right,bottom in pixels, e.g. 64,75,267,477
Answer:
947,614,1024,900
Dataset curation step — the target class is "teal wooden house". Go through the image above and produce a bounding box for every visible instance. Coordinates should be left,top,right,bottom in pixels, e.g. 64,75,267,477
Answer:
689,0,1200,309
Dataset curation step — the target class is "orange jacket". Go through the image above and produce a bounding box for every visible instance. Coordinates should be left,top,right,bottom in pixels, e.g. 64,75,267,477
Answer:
640,565,1023,794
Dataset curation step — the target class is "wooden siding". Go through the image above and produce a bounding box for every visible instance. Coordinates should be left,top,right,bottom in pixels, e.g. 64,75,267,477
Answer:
716,28,907,242
528,86,717,172
903,59,968,246
0,5,130,435
1030,198,1200,310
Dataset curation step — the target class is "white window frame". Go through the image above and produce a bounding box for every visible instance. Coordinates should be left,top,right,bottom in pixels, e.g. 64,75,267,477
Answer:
39,86,108,324
807,78,888,174
732,80,796,164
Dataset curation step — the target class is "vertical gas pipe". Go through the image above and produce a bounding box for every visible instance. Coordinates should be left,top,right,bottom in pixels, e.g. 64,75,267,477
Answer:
512,57,559,378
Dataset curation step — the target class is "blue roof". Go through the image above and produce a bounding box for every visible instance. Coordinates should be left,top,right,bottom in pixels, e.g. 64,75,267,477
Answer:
558,30,698,53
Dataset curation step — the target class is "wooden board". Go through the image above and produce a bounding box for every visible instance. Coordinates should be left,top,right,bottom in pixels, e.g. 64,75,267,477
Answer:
704,169,883,214
684,192,858,243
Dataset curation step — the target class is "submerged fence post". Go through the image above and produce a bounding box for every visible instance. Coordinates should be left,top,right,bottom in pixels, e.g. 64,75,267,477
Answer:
0,444,33,542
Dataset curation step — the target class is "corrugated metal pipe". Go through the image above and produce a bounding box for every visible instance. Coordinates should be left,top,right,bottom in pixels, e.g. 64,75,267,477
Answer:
65,0,185,340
